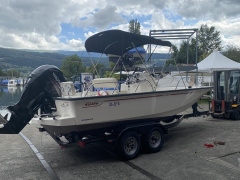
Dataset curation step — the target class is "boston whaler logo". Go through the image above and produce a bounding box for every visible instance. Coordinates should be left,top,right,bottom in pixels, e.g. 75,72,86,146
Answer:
83,101,103,108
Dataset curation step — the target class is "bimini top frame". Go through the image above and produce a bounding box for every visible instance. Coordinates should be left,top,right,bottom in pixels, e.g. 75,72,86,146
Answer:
149,28,198,65
149,29,197,40
149,28,199,85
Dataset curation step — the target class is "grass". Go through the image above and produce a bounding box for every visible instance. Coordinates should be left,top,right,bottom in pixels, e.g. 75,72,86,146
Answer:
198,97,211,104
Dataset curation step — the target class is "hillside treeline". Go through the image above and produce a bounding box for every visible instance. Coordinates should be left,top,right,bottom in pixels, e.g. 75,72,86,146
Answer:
0,47,66,69
0,47,110,76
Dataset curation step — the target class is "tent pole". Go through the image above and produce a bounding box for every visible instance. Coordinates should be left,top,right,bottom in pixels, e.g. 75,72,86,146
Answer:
187,39,189,82
195,29,198,86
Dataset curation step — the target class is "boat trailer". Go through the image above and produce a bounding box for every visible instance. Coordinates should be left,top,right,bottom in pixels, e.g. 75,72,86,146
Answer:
40,104,209,160
0,65,209,160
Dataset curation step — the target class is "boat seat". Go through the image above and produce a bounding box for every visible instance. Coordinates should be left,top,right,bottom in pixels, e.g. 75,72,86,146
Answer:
92,78,118,88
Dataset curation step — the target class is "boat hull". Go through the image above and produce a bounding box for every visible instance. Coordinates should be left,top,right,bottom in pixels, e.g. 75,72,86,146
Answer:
32,87,211,136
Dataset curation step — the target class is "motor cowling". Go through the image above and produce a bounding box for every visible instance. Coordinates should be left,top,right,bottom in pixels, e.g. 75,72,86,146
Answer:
0,65,66,134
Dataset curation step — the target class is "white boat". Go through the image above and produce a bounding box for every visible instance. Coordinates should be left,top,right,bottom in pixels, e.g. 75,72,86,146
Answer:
8,79,17,87
17,79,25,86
30,81,210,137
31,30,211,136
0,30,212,140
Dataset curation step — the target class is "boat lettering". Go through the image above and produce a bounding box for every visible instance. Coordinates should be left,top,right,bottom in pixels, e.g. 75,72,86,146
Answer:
81,118,93,121
85,102,99,107
109,101,120,107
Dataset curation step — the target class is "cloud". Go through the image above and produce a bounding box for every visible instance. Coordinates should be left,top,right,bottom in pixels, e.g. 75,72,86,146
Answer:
222,35,240,49
67,38,85,51
74,5,125,30
0,31,84,50
0,0,105,49
172,0,240,20
191,18,240,48
84,31,96,39
148,12,185,30
0,0,126,50
0,0,239,51
0,32,57,50
0,0,66,35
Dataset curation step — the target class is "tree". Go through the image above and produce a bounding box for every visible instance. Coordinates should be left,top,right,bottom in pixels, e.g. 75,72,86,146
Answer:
198,24,222,53
129,19,141,34
0,67,6,76
172,24,222,64
167,44,178,66
61,54,86,80
171,39,198,65
7,69,20,77
86,63,105,77
222,45,240,63
175,41,188,64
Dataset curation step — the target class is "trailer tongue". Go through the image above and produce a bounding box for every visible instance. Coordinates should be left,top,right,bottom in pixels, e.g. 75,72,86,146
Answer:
0,65,66,134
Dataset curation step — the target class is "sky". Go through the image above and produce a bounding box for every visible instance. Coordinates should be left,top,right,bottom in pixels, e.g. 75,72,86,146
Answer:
0,0,240,52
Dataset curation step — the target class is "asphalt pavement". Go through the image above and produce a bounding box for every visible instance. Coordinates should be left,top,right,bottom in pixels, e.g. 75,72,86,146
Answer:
1,104,240,180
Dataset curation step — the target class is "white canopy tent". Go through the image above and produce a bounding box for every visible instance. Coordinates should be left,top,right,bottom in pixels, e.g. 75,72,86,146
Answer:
193,50,240,86
197,50,240,72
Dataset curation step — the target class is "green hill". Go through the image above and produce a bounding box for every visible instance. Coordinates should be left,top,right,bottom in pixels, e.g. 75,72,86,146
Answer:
0,47,67,76
0,47,170,76
0,47,66,67
0,47,109,76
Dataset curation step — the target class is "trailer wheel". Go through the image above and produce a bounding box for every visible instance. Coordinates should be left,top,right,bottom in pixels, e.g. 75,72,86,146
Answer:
118,131,141,160
143,127,164,153
232,109,240,120
224,112,231,119
211,114,217,118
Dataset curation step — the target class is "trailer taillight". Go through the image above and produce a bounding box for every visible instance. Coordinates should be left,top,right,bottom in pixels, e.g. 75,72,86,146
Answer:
78,141,86,147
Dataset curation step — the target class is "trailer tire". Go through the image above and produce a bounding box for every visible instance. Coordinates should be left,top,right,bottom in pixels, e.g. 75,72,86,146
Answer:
224,112,231,119
211,114,217,118
143,127,164,153
118,131,141,160
232,109,240,120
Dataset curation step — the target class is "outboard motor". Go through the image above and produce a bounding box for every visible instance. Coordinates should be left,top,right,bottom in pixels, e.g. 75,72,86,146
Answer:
0,65,66,134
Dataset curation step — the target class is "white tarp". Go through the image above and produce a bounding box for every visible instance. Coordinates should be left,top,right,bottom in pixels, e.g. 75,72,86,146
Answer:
197,50,240,72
